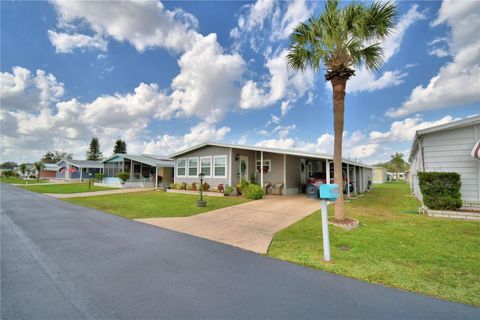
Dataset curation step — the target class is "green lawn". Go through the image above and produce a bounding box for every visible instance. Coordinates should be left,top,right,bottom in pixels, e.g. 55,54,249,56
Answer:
64,191,250,219
268,182,480,306
1,177,49,184
20,182,115,194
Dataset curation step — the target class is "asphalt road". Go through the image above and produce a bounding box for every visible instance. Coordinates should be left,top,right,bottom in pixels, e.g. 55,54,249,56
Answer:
1,183,479,320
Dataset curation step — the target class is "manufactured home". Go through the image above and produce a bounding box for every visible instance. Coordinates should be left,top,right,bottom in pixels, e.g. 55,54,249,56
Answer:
56,160,103,180
409,115,480,207
373,166,387,184
170,142,373,196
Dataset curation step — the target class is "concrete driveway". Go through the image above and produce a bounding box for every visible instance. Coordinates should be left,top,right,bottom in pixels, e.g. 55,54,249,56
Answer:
137,195,321,253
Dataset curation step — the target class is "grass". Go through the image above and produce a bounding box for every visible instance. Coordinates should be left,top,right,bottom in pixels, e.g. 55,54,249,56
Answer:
268,182,480,306
20,182,115,194
64,191,250,219
1,177,49,184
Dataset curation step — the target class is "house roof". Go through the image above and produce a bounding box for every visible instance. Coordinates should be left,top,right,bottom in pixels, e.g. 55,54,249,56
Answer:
56,159,104,169
102,154,174,167
43,163,58,170
409,115,480,162
170,142,372,168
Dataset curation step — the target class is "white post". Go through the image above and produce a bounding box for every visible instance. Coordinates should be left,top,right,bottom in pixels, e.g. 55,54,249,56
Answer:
260,151,264,188
155,166,158,189
283,154,286,194
353,165,357,195
360,167,364,192
326,160,330,184
80,167,83,181
321,199,331,262
347,163,350,198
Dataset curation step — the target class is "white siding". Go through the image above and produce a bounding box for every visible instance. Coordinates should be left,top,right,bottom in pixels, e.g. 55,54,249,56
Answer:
417,123,480,202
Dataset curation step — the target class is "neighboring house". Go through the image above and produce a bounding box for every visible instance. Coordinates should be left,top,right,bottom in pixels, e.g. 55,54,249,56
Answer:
38,163,58,179
101,154,174,188
170,142,373,195
409,115,480,206
373,166,387,184
56,160,103,180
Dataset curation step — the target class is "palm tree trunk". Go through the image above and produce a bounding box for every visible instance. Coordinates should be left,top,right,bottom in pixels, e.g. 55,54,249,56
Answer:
331,77,346,221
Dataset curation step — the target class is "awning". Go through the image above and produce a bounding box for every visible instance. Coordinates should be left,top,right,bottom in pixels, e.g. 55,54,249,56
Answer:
472,140,480,159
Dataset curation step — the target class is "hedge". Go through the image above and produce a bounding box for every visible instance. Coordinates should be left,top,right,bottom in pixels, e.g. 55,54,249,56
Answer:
418,172,462,210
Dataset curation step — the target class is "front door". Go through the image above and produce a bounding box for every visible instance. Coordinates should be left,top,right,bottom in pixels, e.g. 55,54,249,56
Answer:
239,156,249,182
133,164,141,180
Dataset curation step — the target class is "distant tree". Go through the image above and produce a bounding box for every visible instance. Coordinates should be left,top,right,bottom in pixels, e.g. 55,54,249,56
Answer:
41,151,73,164
113,139,127,154
19,163,28,179
33,162,46,182
0,161,17,169
390,153,406,180
86,137,103,161
2,170,14,179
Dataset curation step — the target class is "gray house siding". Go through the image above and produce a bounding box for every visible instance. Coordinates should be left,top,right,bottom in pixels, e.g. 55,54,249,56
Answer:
285,156,301,191
422,124,480,202
173,146,231,187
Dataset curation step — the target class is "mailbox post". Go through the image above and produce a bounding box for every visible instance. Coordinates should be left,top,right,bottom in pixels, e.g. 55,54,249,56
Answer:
319,184,339,262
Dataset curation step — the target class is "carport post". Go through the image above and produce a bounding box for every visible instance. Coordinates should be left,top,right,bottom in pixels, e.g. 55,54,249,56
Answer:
155,166,158,190
260,151,264,188
80,167,83,181
353,165,357,195
347,163,350,198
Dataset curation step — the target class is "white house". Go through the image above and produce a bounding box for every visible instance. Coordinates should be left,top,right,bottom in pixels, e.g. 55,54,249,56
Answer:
409,116,480,207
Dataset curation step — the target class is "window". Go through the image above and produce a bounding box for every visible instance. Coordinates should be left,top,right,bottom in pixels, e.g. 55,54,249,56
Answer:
256,160,271,173
177,158,186,177
200,157,212,177
213,155,227,178
188,157,198,177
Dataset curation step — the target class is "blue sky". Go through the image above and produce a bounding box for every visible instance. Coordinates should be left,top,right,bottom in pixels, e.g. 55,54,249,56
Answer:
1,0,479,164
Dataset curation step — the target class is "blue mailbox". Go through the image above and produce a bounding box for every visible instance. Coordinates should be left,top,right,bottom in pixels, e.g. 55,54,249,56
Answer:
319,184,340,201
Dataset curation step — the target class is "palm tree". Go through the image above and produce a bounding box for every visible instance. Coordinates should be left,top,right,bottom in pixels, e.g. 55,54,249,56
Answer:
390,152,405,180
33,161,46,182
287,0,396,221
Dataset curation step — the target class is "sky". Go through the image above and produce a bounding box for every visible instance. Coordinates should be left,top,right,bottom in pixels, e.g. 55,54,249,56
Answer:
1,0,479,164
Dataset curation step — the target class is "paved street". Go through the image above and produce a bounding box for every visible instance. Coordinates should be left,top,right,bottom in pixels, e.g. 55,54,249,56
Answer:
1,183,479,319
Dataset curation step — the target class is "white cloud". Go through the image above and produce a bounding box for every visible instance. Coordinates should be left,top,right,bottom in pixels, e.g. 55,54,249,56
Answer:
387,0,480,117
47,30,108,53
50,0,198,53
271,0,312,40
369,115,457,142
240,49,314,111
1,66,64,112
170,34,245,123
348,68,407,93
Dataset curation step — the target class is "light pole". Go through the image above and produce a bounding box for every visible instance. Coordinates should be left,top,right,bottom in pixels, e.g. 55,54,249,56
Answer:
197,172,206,207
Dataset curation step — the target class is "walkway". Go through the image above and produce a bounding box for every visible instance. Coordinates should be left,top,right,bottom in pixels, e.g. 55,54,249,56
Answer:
138,195,323,253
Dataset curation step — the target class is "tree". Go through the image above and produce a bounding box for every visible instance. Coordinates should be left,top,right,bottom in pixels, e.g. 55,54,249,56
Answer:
390,152,406,180
19,163,28,179
33,162,46,182
86,137,103,161
41,151,73,164
287,0,396,222
0,161,17,169
113,139,127,154
2,170,14,179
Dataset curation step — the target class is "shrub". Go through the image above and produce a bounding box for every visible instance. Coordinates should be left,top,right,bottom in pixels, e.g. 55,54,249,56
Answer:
224,186,234,196
117,172,130,184
186,183,193,191
169,183,177,189
95,173,104,182
202,182,210,191
181,182,187,190
191,182,197,191
217,184,224,193
418,172,462,210
244,184,264,200
2,170,14,179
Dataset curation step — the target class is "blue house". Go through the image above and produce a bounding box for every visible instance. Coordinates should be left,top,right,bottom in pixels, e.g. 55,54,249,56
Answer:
101,154,174,188
56,160,104,180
